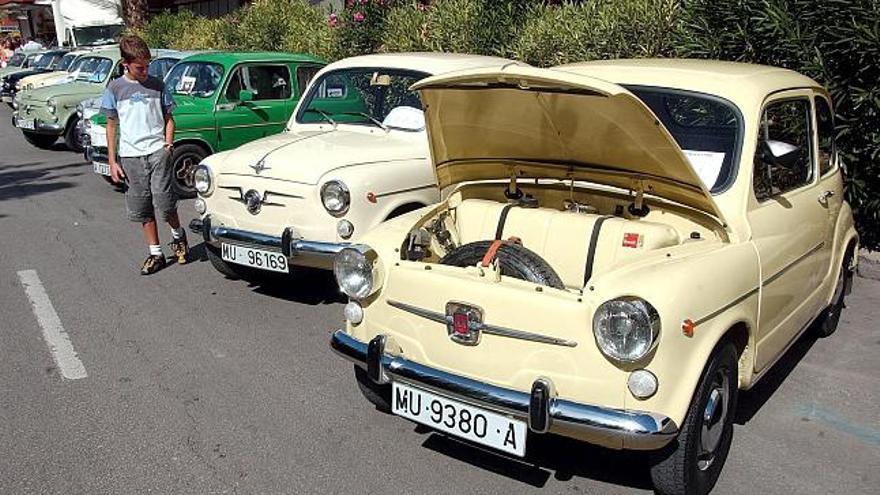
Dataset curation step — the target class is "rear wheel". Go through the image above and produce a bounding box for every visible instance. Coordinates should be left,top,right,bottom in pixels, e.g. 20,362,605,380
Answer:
813,250,853,338
354,365,391,412
22,131,57,149
650,343,738,495
64,117,83,152
169,144,208,199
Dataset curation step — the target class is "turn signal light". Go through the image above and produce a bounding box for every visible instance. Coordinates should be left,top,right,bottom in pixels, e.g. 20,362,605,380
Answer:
682,319,696,338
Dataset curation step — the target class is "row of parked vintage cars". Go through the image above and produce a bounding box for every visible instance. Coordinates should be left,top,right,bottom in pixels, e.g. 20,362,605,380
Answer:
2,46,859,495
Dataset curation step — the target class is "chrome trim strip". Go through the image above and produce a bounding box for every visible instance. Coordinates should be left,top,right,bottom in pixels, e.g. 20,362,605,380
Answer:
374,184,435,199
763,242,824,286
387,299,578,348
330,330,676,449
220,173,313,186
693,287,759,326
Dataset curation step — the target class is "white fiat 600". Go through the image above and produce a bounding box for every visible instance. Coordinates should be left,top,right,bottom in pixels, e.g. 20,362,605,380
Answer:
190,53,515,278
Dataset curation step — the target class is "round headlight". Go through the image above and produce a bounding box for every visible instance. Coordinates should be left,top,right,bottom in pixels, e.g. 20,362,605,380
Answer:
334,246,381,300
76,103,83,118
193,164,213,196
47,97,57,114
593,297,660,363
321,180,350,217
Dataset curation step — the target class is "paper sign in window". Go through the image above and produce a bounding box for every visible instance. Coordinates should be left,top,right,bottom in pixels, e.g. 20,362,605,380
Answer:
683,150,725,189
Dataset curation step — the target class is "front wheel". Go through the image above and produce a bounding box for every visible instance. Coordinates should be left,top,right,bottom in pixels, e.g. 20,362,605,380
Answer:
22,131,57,149
169,144,208,199
650,343,738,495
64,117,83,152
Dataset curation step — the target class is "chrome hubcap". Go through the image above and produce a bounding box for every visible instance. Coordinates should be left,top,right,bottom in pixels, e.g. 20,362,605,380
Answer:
698,369,729,471
175,155,198,188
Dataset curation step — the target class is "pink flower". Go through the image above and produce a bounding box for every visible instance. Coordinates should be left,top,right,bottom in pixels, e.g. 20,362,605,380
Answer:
328,13,338,27
358,0,368,5
353,11,365,22
346,0,354,7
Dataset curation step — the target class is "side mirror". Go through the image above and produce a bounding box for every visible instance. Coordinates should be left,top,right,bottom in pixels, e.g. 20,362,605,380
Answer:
238,89,255,103
759,139,801,170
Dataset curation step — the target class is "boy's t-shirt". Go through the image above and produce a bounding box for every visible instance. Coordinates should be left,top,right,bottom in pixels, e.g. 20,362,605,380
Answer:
100,75,175,158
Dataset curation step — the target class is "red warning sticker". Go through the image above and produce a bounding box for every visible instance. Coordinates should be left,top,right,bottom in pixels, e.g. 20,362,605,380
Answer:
622,232,641,248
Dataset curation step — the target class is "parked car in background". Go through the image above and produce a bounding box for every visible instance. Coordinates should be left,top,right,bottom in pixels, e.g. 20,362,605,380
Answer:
329,60,858,495
190,53,516,280
15,49,94,92
0,50,41,79
86,51,325,197
1,49,69,104
12,48,121,151
81,49,202,185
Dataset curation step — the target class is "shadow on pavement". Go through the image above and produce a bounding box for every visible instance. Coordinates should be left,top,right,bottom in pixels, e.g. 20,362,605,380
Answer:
418,427,653,490
735,328,819,425
188,242,346,305
0,164,84,201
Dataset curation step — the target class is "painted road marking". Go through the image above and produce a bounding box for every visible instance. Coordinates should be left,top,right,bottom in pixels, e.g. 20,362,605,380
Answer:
17,269,88,380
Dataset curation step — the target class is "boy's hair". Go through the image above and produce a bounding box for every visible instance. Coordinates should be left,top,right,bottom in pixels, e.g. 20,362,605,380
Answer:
119,35,151,63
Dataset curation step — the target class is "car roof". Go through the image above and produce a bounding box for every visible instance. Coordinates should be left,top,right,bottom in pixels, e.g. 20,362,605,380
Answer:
323,52,519,75
180,51,325,65
554,59,823,106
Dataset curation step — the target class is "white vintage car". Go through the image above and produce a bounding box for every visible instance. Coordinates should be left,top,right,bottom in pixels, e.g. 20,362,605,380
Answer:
329,60,858,495
190,53,516,278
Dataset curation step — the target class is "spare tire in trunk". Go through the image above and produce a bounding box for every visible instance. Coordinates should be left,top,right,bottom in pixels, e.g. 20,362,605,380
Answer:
440,241,565,290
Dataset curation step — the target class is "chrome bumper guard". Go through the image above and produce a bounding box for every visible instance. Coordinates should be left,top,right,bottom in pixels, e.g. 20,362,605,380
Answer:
331,330,679,450
198,215,348,270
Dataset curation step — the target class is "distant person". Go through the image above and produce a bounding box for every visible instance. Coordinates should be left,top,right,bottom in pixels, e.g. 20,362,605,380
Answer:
101,35,188,275
21,37,43,51
0,39,11,67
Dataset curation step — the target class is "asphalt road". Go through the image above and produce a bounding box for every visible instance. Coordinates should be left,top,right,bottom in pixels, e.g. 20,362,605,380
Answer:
1,104,878,495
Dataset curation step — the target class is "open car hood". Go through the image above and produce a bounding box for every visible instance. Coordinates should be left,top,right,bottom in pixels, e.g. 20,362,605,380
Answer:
412,65,726,220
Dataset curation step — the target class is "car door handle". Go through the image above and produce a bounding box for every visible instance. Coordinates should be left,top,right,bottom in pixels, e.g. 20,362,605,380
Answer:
818,190,835,203
215,103,236,112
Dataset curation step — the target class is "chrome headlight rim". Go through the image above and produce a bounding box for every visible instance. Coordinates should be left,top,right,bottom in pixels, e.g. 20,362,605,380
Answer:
47,97,57,114
320,180,350,218
334,245,382,301
592,296,661,364
76,103,83,118
193,164,214,197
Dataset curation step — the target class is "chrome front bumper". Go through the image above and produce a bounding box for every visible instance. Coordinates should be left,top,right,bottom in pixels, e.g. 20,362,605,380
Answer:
330,330,678,451
190,215,348,270
11,114,64,134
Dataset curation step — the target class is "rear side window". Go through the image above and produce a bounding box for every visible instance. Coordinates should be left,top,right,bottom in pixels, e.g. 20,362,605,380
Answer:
296,65,322,96
815,96,836,175
226,65,292,101
753,98,814,201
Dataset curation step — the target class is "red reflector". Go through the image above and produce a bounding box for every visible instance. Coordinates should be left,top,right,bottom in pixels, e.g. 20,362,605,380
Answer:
453,313,469,335
682,319,696,338
623,232,641,248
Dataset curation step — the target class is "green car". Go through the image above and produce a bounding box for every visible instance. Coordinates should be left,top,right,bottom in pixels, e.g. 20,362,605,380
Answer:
85,51,326,196
12,47,122,151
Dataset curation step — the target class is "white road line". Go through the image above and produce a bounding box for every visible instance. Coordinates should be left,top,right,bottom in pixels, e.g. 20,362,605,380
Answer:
17,269,88,380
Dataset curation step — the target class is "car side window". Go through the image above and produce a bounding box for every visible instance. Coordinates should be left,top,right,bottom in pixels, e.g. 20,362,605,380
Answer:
296,66,321,96
246,64,291,101
753,98,814,201
225,66,245,101
815,96,836,176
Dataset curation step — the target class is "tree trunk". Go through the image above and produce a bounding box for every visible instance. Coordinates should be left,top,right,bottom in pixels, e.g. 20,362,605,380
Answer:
124,0,150,30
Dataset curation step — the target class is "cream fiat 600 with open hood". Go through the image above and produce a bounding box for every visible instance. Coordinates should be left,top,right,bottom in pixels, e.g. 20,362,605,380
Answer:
329,60,857,495
190,53,514,279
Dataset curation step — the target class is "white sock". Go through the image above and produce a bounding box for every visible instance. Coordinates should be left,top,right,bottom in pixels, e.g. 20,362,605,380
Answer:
149,244,162,256
171,227,184,240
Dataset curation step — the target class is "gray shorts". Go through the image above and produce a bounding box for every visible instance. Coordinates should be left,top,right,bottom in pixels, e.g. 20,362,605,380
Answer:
120,147,177,223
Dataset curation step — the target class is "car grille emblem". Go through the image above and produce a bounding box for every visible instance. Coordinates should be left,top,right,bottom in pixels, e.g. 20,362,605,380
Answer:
243,189,263,215
445,302,483,346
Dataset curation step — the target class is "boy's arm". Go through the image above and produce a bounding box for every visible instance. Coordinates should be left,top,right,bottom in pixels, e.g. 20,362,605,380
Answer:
99,86,124,183
162,82,175,151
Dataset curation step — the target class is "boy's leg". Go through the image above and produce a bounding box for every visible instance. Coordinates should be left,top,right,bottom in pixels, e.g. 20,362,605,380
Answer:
149,147,189,264
120,155,167,275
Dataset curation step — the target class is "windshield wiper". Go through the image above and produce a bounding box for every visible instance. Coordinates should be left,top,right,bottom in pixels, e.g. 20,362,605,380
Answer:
337,111,388,132
304,108,337,127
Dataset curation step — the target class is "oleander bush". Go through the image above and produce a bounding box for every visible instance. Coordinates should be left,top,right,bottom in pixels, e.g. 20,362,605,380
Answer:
137,0,880,248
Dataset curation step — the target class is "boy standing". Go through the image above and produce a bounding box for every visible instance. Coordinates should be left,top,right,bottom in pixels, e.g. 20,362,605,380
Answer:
102,35,188,275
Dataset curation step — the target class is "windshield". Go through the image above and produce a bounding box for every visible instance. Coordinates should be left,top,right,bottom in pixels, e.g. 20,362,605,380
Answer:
24,53,39,67
34,52,63,70
8,53,25,67
296,68,430,131
148,57,180,80
68,57,87,73
73,25,124,47
76,57,114,83
165,62,224,97
56,53,77,71
626,86,742,193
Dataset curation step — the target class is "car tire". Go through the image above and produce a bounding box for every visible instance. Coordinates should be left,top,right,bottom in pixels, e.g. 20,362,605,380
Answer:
440,240,565,289
169,144,208,199
813,250,853,338
205,244,244,280
353,365,391,413
22,131,57,149
650,342,738,495
64,117,83,153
